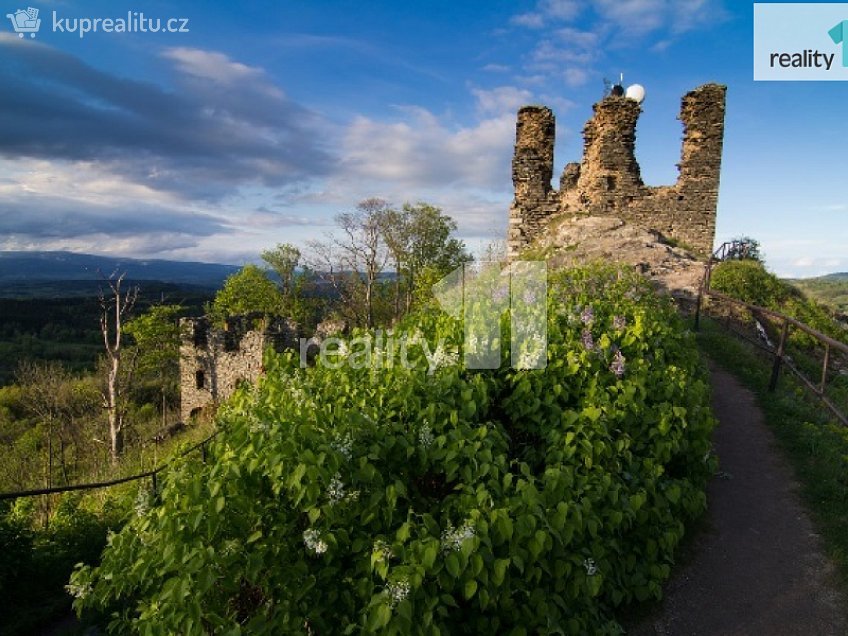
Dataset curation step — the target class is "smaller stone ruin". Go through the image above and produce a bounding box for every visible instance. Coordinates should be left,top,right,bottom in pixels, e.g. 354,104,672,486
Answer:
179,314,298,422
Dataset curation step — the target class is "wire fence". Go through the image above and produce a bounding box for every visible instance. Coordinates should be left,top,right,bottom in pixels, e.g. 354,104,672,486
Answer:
0,429,222,502
695,241,848,427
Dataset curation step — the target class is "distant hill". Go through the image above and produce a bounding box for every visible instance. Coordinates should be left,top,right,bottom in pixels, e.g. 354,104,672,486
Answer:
0,251,240,297
788,272,848,315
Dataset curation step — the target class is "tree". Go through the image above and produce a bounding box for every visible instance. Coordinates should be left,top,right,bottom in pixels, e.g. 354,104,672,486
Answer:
725,236,763,262
261,243,301,300
211,265,283,320
309,198,391,328
385,203,472,313
99,272,138,464
124,304,184,422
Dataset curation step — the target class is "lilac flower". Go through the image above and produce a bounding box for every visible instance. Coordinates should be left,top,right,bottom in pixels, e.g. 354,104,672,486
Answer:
303,529,328,555
522,289,538,304
386,579,410,608
441,520,476,552
580,306,595,325
613,315,627,330
581,329,595,351
610,350,626,378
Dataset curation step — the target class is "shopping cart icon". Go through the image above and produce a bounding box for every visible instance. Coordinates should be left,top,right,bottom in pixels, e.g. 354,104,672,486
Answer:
6,7,41,38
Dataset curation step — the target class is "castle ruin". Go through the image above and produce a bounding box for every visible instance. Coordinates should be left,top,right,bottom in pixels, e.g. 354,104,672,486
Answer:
179,315,298,422
507,83,726,259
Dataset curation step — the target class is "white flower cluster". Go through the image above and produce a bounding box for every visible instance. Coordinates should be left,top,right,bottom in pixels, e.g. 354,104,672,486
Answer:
331,433,354,460
418,423,434,449
429,345,459,373
248,416,271,435
386,578,410,608
334,341,350,358
516,333,546,369
65,581,93,600
303,528,328,555
288,385,316,410
327,473,359,506
583,557,598,576
441,520,475,552
134,486,152,517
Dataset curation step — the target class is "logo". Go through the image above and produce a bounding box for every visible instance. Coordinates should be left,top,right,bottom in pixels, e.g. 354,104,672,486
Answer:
754,4,848,80
433,260,548,370
6,6,41,38
828,20,848,67
297,261,549,372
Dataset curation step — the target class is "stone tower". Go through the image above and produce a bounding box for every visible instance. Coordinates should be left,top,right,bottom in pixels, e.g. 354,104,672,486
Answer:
507,83,727,259
507,106,559,257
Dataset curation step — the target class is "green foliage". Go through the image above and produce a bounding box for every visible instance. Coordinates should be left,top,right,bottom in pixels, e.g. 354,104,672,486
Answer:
124,304,185,406
725,236,763,262
710,260,789,308
261,243,301,300
71,265,715,634
211,265,283,320
0,494,126,636
710,260,847,348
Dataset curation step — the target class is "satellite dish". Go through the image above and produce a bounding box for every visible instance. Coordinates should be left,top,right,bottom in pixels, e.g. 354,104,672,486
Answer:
625,84,646,104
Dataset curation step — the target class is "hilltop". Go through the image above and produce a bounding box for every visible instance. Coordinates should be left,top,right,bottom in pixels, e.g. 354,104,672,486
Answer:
789,273,848,314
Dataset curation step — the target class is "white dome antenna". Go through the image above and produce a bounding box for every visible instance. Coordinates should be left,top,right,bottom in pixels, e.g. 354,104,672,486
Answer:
625,84,646,104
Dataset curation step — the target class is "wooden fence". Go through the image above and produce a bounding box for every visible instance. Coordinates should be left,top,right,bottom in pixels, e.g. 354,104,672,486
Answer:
694,241,848,426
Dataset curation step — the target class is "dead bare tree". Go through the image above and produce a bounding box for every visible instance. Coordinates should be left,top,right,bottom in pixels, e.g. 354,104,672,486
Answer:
308,198,391,328
99,270,139,464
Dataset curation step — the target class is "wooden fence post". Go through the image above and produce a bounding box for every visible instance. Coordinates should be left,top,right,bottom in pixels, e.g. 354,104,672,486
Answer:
820,344,830,395
769,320,790,392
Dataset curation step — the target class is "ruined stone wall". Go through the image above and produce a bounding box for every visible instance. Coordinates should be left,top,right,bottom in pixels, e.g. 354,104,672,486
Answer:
179,316,297,422
507,106,560,255
508,83,726,259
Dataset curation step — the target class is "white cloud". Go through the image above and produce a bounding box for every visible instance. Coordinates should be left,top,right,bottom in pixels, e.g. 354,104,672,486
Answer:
472,86,534,115
563,68,589,87
162,48,267,86
339,107,515,192
510,13,545,29
511,0,583,28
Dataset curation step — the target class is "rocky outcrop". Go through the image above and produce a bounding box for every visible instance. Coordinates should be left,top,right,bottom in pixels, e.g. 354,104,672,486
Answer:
536,214,705,299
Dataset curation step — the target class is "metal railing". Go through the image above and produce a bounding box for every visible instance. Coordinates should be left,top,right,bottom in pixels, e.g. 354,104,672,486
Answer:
694,241,848,426
0,429,221,501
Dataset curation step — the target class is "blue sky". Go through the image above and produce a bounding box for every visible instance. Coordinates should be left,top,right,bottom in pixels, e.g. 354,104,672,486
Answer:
0,0,846,277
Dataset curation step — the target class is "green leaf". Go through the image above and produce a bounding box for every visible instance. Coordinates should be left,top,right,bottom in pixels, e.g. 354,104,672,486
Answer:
445,552,461,578
422,543,439,569
246,530,262,544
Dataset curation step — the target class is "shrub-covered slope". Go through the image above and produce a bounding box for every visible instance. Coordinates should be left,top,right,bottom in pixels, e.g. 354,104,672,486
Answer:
71,266,715,634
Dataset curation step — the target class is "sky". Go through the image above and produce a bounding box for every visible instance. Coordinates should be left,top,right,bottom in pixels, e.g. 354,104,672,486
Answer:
0,0,846,277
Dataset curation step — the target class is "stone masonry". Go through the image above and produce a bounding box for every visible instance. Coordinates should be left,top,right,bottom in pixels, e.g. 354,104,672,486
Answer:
179,314,297,422
508,83,727,259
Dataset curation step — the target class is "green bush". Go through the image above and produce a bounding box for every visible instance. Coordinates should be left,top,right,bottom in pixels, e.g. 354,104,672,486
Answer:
71,266,715,634
710,260,789,308
710,260,847,349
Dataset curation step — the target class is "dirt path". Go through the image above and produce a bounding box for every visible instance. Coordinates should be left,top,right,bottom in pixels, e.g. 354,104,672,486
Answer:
632,363,847,635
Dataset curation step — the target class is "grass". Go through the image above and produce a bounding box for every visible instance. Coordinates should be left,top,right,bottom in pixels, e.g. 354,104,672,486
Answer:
0,417,218,636
696,315,848,591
